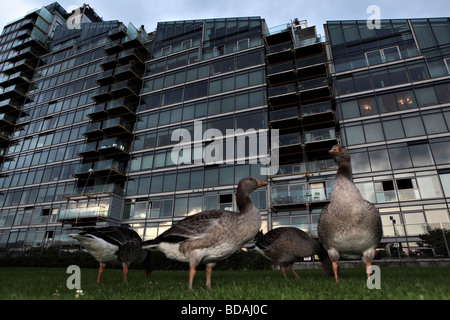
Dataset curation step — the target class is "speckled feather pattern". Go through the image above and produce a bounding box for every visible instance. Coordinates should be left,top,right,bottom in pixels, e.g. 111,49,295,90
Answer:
318,151,382,262
142,178,265,269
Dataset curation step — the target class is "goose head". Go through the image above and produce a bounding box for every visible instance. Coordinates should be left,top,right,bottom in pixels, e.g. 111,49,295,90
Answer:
329,145,351,165
236,177,268,212
237,177,268,196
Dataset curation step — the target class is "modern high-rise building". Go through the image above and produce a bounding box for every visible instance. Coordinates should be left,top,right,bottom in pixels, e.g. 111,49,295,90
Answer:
325,18,450,254
0,2,448,257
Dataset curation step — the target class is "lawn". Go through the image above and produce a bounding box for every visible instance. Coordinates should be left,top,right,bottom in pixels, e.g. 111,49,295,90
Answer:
0,266,449,300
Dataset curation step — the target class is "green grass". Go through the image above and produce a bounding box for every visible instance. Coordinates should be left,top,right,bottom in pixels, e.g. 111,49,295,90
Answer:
0,266,449,300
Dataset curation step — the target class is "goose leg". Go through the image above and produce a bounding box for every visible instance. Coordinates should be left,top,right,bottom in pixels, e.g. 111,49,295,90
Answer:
363,248,376,279
123,267,129,283
97,263,105,283
205,264,214,289
332,262,339,282
365,263,373,279
280,265,287,279
188,266,196,290
289,264,300,279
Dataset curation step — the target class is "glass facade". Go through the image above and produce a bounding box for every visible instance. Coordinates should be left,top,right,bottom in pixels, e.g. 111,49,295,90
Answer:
0,3,448,256
326,18,450,251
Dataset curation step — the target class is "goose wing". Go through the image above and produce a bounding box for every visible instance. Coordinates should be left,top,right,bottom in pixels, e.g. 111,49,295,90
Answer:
80,227,142,247
255,227,289,250
145,210,225,246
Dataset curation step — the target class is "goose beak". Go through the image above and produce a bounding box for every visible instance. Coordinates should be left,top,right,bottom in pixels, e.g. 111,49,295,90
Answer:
329,145,341,156
256,180,268,187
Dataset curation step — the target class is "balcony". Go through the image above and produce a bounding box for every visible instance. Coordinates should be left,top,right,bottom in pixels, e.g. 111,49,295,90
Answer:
107,24,127,41
7,46,40,63
301,101,335,126
63,183,124,200
304,128,336,144
105,97,137,118
98,137,130,158
2,58,38,75
102,117,134,138
268,83,297,98
114,63,144,81
117,46,151,64
104,39,123,55
278,132,302,147
78,138,130,160
271,184,332,211
86,104,109,122
0,71,31,88
0,99,22,113
0,113,17,127
272,159,337,177
58,206,108,225
91,86,112,103
270,106,299,121
73,159,126,181
0,84,27,99
0,129,12,143
109,79,141,98
82,118,134,140
295,54,325,69
95,69,115,86
298,77,328,92
304,128,337,152
83,121,103,140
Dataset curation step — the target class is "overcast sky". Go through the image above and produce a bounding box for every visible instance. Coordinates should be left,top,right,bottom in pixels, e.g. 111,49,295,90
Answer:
0,0,449,37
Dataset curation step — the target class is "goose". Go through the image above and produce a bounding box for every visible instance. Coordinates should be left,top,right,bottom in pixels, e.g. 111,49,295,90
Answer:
252,227,334,279
142,177,268,289
70,226,152,283
318,145,382,281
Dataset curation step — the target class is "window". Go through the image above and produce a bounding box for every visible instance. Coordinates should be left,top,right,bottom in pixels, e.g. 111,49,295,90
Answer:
445,58,450,75
409,143,434,166
213,45,225,57
407,61,430,81
161,46,171,56
354,72,372,92
237,38,249,51
417,176,443,198
383,119,405,140
181,40,192,50
369,149,391,171
389,146,413,169
366,47,401,66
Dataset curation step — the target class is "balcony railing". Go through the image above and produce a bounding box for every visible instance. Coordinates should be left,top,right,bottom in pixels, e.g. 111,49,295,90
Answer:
269,106,299,122
268,83,297,98
273,159,337,176
301,101,333,117
304,128,336,143
271,185,332,205
267,61,295,75
295,54,325,69
278,133,301,147
74,159,126,175
59,206,108,221
298,77,328,91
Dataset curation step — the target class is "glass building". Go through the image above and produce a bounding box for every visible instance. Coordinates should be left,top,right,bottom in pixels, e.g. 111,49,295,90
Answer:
0,2,448,257
325,18,450,253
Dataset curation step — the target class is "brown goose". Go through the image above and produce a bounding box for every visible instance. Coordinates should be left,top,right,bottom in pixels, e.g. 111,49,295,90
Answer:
318,145,382,282
252,227,334,278
70,226,152,283
142,177,268,289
